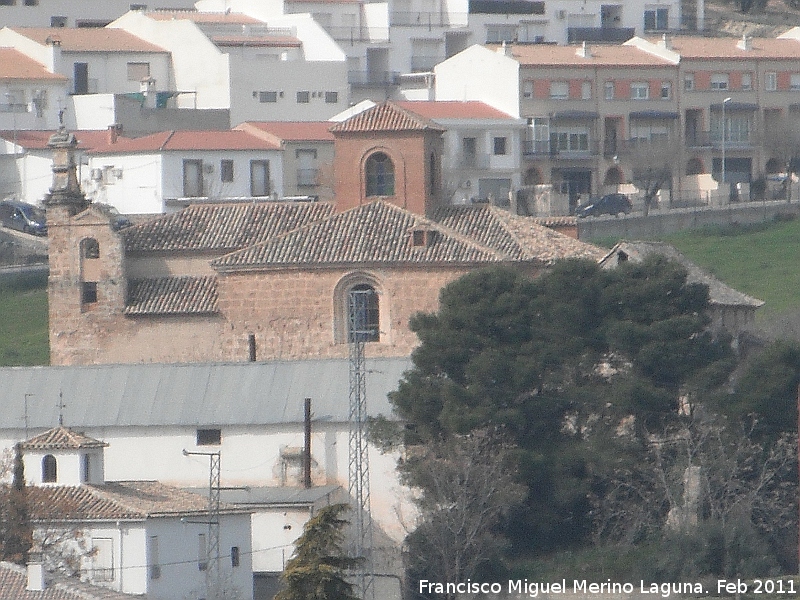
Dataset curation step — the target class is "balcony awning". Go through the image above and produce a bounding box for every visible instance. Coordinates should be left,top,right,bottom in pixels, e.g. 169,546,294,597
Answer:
551,110,599,120
710,102,758,112
629,111,679,119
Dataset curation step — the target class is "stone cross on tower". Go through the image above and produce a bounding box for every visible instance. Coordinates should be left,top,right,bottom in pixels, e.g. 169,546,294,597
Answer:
43,126,88,217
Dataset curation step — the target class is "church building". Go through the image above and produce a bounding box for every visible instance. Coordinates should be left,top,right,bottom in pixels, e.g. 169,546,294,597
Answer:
45,101,603,366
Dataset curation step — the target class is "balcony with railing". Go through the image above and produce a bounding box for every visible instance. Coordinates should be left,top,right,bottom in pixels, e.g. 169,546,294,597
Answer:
567,27,635,43
347,70,399,87
391,11,468,27
685,131,753,149
326,26,389,42
410,55,439,72
0,103,29,114
456,153,490,169
523,139,600,157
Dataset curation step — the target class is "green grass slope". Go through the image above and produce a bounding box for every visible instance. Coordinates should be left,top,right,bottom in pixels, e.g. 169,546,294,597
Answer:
0,271,49,366
665,217,800,319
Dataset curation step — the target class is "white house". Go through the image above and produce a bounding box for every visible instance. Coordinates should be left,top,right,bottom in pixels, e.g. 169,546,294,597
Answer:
0,0,196,29
0,358,412,599
434,44,520,119
110,9,349,125
0,47,68,133
0,129,112,207
0,26,173,103
235,120,336,201
85,129,285,214
397,100,526,206
19,425,254,600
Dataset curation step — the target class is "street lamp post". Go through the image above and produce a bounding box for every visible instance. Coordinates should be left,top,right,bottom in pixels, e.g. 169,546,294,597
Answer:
721,97,731,199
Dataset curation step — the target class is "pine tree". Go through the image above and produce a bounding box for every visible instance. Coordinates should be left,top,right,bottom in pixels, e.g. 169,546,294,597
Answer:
275,503,361,600
2,443,33,565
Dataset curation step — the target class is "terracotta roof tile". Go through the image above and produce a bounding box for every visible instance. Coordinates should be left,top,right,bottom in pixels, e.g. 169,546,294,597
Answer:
11,27,167,53
396,101,515,120
22,426,107,450
213,201,541,270
147,10,262,24
0,561,137,600
656,35,800,59
329,101,445,134
27,481,240,522
237,121,336,142
89,130,281,154
122,201,333,253
125,276,218,315
434,204,606,264
0,48,66,81
0,130,121,151
507,43,675,67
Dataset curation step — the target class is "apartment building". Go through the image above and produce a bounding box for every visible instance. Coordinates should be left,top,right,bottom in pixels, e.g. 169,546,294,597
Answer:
0,0,195,28
437,33,800,212
0,26,173,97
634,33,800,190
111,9,349,124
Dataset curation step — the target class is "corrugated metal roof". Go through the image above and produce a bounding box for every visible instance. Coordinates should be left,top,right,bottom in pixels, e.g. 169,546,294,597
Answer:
186,484,343,506
0,358,411,430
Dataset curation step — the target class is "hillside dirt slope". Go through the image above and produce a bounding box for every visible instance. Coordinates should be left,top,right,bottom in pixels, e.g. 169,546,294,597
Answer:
705,0,800,37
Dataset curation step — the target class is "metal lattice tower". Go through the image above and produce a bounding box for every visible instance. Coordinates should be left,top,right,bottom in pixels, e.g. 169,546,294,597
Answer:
348,288,375,600
184,450,221,599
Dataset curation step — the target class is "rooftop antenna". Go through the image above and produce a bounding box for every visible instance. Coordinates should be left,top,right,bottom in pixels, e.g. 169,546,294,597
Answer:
348,287,375,600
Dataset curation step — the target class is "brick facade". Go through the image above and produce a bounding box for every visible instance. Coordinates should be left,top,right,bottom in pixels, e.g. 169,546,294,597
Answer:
332,131,444,216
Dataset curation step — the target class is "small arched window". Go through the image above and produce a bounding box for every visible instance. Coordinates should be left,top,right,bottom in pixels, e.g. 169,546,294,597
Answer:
81,238,100,259
42,454,57,483
365,152,394,197
347,284,379,342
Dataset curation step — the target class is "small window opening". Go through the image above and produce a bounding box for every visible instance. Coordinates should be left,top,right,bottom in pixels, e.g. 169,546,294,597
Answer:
197,428,221,445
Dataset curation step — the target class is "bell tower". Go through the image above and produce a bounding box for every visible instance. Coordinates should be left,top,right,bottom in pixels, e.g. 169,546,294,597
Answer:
44,121,128,365
42,120,89,219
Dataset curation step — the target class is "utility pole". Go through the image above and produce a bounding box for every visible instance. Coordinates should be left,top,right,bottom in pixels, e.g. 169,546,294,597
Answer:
348,288,375,600
184,450,221,599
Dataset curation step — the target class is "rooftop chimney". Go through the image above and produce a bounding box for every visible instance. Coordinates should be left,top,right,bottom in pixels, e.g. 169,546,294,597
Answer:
107,123,121,144
576,41,591,58
737,34,752,51
659,33,671,49
497,40,513,57
27,562,45,592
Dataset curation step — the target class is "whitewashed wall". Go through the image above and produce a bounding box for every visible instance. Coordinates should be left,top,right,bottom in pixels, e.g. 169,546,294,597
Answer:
435,45,520,118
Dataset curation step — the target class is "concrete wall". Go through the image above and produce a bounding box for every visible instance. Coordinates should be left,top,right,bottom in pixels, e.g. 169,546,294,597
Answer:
578,199,800,240
145,515,253,600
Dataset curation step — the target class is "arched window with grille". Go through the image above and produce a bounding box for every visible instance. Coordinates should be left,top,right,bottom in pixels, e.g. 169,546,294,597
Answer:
347,284,379,342
42,454,57,483
365,152,394,197
81,238,100,259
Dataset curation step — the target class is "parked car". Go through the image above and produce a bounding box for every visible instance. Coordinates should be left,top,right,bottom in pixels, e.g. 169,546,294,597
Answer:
0,198,47,235
576,193,632,218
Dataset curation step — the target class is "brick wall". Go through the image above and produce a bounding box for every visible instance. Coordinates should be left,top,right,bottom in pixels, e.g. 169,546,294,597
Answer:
218,266,471,362
333,130,444,216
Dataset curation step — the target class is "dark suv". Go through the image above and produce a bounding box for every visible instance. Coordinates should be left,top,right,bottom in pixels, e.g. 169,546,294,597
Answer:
576,193,632,218
0,199,47,235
